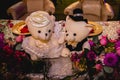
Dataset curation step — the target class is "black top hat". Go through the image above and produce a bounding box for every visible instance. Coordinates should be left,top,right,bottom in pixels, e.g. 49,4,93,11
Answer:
69,8,88,23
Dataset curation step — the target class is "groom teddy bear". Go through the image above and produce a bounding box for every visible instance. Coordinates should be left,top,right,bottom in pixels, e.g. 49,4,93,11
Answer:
61,8,91,53
59,8,92,79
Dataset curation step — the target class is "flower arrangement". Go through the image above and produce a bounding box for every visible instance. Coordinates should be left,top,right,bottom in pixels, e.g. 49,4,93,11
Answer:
69,33,120,80
0,20,47,80
0,20,120,80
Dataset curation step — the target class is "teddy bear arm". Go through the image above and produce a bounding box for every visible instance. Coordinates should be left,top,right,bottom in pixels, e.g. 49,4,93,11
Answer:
61,48,71,57
22,37,47,60
58,32,65,44
64,1,82,15
22,37,40,60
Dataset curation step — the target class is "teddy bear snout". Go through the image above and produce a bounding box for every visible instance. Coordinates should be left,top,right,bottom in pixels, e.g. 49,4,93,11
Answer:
66,34,69,36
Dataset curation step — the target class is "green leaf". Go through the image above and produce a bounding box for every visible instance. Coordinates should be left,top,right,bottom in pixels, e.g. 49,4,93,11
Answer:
92,36,99,43
62,76,71,80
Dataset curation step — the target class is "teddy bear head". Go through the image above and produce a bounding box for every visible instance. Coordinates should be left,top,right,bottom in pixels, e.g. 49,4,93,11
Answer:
64,9,91,43
25,11,55,41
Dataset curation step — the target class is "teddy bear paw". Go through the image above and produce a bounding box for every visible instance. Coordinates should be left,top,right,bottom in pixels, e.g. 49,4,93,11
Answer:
30,54,38,60
61,48,70,57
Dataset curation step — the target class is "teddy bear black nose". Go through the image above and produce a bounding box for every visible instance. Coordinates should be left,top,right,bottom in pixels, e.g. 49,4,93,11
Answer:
66,34,68,36
38,30,41,33
45,33,48,36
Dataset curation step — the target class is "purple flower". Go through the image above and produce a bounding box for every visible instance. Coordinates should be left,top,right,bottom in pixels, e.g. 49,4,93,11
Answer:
71,52,83,62
104,53,118,67
115,40,120,56
87,50,96,61
0,33,5,48
116,47,120,56
71,52,78,62
115,40,120,49
88,40,96,47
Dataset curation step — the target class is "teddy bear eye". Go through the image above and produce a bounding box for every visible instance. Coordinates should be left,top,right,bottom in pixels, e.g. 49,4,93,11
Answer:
73,33,77,36
38,30,41,33
48,30,51,33
65,30,67,33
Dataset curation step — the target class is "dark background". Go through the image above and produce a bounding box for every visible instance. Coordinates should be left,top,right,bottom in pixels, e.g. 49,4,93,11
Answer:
0,0,21,19
0,0,120,20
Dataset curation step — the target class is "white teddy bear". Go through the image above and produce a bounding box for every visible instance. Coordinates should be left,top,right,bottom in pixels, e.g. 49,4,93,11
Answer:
22,11,72,79
61,9,92,53
59,9,92,79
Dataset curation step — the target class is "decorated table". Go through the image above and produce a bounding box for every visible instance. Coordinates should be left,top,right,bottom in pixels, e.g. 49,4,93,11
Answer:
0,19,120,80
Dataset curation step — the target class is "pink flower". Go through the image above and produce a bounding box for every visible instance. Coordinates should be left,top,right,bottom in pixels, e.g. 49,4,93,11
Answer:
100,36,107,46
109,39,117,43
116,47,120,56
15,35,25,43
3,45,14,55
117,29,120,35
95,64,102,71
14,50,29,62
8,23,14,28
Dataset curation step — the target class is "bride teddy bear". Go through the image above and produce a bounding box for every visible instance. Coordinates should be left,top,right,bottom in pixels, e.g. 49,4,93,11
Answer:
21,11,72,79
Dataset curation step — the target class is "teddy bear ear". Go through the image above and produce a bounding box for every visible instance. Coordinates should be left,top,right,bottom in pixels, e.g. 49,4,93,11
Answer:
66,16,71,21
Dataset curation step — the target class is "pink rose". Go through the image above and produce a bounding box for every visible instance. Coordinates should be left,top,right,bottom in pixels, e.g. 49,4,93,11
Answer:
15,35,25,43
117,29,120,35
109,39,117,43
100,36,107,46
95,64,102,71
116,47,120,56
